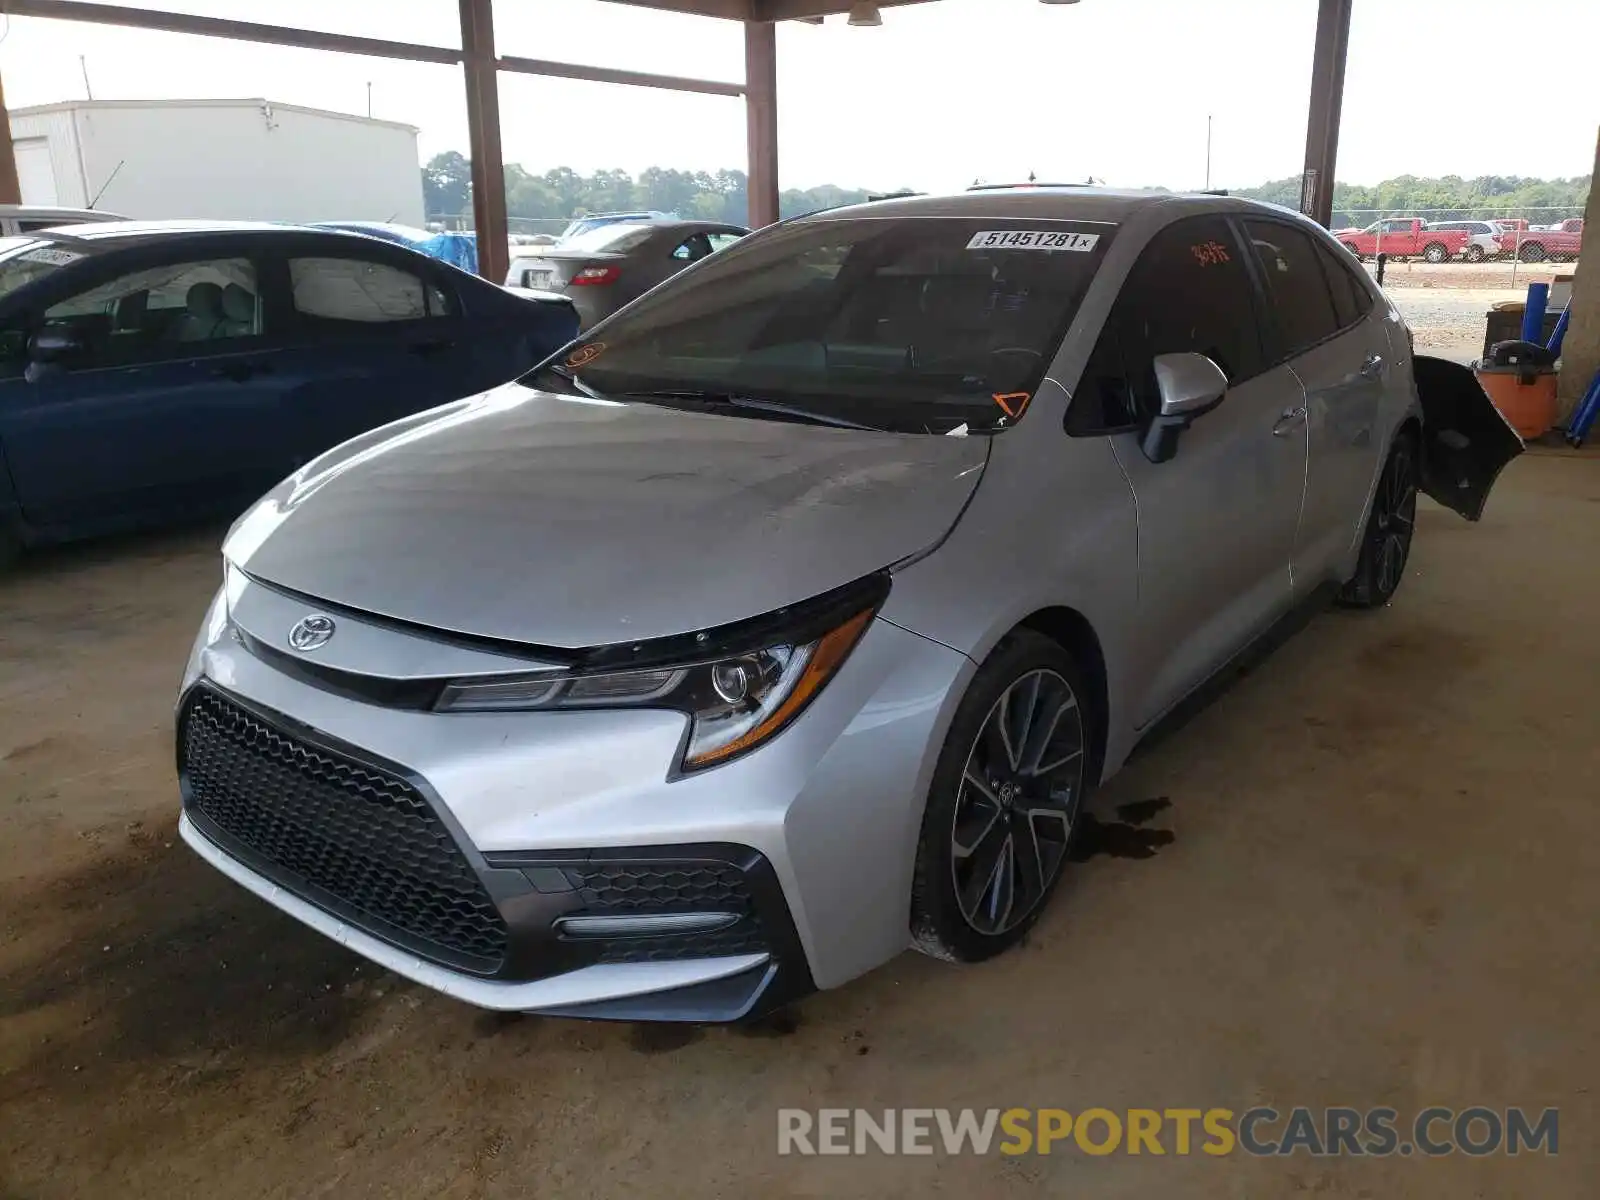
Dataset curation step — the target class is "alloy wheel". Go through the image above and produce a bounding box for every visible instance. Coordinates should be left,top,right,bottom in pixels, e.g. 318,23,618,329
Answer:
1370,441,1418,597
949,669,1085,936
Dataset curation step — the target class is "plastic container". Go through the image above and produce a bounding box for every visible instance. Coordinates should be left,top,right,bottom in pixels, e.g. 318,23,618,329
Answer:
1472,362,1558,438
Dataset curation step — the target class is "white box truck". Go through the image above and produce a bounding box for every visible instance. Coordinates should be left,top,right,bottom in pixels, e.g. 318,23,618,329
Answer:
9,98,424,225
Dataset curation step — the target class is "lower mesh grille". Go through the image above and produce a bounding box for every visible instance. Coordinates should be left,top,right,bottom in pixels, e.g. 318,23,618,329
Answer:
567,861,768,964
180,688,508,970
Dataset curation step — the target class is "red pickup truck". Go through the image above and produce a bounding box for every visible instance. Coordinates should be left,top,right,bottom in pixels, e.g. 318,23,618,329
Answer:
1334,218,1470,263
1497,218,1583,263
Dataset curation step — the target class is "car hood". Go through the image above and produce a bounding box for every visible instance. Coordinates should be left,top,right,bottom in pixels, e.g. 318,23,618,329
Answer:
225,384,989,649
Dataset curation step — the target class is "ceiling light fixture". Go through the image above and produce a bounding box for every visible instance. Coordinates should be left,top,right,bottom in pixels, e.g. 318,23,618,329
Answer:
847,2,883,26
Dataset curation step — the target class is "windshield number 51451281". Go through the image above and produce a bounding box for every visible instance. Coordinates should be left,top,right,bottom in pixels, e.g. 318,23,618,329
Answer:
966,230,1100,252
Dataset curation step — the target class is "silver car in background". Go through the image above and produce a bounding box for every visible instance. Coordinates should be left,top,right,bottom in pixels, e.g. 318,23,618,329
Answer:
179,189,1519,1022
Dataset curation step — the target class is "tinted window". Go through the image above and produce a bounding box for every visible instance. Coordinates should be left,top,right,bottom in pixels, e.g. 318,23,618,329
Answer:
549,216,1112,434
561,224,655,254
706,232,744,253
40,256,262,368
1108,215,1263,417
289,257,450,323
1066,318,1139,435
1312,237,1374,329
670,234,713,262
1244,221,1341,357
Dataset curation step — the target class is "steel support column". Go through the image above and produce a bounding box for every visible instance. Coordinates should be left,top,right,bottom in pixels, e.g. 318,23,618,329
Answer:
0,71,21,205
744,20,779,229
460,0,509,283
1300,0,1353,228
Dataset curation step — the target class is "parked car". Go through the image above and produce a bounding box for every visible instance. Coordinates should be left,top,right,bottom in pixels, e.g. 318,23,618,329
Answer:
0,204,127,236
1425,220,1500,263
555,210,679,243
0,222,579,567
178,189,1520,1023
1496,218,1583,263
312,221,482,274
504,219,748,328
1334,217,1469,262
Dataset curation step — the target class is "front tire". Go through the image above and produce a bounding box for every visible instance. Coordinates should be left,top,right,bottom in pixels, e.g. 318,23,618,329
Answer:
910,632,1093,963
1338,432,1419,609
1423,241,1450,264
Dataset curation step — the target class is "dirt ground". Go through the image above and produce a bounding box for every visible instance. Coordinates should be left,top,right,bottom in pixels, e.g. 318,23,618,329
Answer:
1373,260,1575,365
4,449,1600,1197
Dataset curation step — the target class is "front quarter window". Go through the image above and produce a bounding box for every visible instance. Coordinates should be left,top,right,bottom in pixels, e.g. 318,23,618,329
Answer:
547,215,1113,434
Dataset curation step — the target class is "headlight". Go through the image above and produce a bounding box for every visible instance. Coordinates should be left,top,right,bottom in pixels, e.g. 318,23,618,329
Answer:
436,594,881,771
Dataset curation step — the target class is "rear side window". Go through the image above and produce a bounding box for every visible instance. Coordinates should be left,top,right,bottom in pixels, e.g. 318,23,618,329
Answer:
289,257,451,323
1312,237,1374,330
1105,215,1264,418
1243,220,1341,358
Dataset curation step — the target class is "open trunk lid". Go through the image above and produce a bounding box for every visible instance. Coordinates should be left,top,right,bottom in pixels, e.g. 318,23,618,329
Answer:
1413,355,1524,521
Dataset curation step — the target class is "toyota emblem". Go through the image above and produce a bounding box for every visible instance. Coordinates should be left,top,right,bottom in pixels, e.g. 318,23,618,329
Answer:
287,614,336,652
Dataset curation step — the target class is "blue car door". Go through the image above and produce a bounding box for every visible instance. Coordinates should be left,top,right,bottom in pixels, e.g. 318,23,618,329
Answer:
270,244,484,466
0,246,292,536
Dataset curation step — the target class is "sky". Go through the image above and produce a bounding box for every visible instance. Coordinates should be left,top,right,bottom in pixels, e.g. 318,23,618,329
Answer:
0,0,1595,193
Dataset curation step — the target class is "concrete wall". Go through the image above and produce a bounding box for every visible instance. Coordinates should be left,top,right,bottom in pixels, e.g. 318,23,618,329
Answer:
9,100,424,225
1557,126,1599,423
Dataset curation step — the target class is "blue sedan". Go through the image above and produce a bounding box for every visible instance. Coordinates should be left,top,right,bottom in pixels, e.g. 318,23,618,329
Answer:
0,222,579,566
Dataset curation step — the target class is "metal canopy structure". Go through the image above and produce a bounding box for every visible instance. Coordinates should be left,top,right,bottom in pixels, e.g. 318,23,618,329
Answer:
0,0,1354,283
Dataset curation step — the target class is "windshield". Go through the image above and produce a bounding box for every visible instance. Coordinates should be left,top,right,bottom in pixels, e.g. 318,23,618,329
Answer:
0,239,87,301
544,216,1113,434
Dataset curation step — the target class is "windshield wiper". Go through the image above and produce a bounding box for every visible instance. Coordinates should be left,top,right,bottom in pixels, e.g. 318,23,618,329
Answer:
620,389,885,432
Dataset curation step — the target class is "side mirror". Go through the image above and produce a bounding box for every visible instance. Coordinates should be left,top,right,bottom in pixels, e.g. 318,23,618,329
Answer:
29,326,84,365
1141,352,1227,464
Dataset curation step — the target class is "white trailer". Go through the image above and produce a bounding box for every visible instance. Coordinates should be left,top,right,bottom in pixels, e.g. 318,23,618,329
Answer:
8,98,423,225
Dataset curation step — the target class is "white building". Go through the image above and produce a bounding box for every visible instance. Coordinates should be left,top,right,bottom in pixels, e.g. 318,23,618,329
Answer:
8,98,424,225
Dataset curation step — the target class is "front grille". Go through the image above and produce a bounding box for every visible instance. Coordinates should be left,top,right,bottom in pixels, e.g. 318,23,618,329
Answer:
566,861,768,964
180,688,508,971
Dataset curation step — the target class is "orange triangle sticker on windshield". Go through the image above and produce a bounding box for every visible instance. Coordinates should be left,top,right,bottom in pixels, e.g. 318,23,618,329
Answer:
993,392,1031,419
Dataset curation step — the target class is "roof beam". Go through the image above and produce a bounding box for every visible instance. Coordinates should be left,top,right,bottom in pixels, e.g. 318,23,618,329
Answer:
1,0,464,65
498,56,744,97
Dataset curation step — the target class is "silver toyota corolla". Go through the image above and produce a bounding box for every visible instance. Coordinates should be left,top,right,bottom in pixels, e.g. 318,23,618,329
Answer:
178,189,1520,1022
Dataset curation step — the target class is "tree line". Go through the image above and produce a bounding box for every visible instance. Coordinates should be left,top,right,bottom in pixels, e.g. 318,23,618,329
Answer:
423,151,896,226
1234,173,1591,225
422,152,1589,228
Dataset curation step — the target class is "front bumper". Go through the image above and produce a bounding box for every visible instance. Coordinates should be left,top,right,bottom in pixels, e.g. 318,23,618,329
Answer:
177,576,973,1020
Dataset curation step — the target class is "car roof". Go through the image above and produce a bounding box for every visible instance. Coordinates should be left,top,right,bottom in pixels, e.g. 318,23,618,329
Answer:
13,219,423,254
796,186,1293,226
0,204,128,222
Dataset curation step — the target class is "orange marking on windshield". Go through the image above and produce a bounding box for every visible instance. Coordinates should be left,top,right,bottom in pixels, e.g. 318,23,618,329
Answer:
1190,241,1231,266
993,392,1031,419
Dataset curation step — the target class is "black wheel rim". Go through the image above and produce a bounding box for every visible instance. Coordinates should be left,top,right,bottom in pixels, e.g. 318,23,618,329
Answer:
950,669,1085,936
1370,442,1418,598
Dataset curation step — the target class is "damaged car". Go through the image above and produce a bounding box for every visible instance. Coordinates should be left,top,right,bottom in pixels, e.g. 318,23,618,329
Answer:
177,189,1520,1022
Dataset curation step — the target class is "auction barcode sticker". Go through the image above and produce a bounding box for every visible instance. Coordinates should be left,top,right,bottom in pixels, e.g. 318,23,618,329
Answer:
966,230,1100,252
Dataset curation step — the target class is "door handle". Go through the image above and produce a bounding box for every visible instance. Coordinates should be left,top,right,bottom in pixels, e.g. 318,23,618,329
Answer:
1359,354,1385,380
1272,405,1308,437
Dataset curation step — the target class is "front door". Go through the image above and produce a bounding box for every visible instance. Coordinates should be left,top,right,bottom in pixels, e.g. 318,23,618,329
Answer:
1097,215,1309,727
0,253,289,534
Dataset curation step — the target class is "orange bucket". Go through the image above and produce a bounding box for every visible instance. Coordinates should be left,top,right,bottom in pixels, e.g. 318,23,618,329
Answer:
1473,365,1557,439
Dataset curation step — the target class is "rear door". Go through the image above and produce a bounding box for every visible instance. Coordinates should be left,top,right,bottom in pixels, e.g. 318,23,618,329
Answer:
0,246,290,533
270,241,475,465
1413,356,1523,520
1241,217,1391,591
